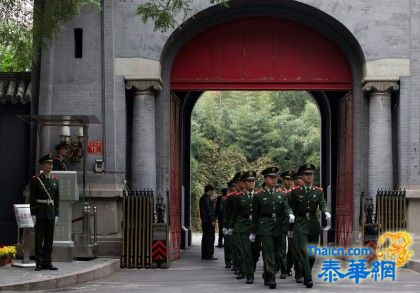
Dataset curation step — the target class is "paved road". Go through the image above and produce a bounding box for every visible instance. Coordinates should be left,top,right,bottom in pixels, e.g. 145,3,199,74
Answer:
41,236,420,293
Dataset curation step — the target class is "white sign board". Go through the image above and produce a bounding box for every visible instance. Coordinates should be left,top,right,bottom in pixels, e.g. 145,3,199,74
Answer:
14,204,34,228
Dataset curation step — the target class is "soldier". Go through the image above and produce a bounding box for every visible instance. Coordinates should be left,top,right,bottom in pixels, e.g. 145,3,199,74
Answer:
287,171,304,283
53,141,69,171
276,170,295,279
221,180,234,268
30,154,60,271
289,163,331,288
229,171,246,276
249,167,295,289
229,171,256,284
199,184,217,260
215,185,227,248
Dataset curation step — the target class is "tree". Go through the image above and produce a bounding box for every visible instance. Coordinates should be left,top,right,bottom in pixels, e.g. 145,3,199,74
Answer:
0,0,100,72
137,0,228,32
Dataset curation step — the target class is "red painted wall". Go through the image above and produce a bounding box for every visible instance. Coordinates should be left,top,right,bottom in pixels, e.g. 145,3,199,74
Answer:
171,17,352,90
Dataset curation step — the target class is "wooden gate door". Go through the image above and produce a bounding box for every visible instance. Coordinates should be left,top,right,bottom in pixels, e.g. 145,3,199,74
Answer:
336,92,354,247
169,94,182,260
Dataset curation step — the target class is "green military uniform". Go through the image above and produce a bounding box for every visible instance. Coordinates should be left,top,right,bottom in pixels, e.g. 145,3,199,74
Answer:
225,171,245,274
289,164,329,288
251,167,293,289
30,154,60,270
221,182,233,268
229,171,256,283
53,142,68,171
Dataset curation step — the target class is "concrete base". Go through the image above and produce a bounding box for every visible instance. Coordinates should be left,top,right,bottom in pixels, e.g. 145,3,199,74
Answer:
52,241,75,262
11,262,36,268
0,258,119,291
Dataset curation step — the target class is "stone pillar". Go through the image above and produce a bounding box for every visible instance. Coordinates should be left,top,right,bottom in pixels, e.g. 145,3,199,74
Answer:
125,79,161,190
363,81,399,198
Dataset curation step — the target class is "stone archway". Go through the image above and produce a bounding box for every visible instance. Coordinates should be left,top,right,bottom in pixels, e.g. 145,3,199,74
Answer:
156,1,371,259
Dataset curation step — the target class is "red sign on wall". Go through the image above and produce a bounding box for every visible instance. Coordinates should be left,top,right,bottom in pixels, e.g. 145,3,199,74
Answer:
87,141,102,154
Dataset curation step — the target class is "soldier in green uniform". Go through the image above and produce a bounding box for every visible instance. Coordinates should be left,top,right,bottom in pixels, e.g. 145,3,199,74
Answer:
276,170,295,279
30,154,60,271
229,171,256,284
289,163,331,288
53,142,69,171
287,171,304,283
223,172,244,274
229,171,246,276
221,179,234,268
249,167,295,289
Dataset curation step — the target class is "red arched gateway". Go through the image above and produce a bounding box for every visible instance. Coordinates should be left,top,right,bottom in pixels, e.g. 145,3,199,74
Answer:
171,17,352,90
168,17,354,260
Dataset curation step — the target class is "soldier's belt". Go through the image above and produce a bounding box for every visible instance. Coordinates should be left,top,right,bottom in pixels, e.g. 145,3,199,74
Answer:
296,212,316,219
36,199,54,205
260,213,279,218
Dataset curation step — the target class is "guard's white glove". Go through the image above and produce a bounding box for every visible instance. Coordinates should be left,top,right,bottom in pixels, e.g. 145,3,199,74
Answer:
289,214,295,223
227,228,233,235
222,227,228,235
55,216,59,226
325,212,331,221
249,233,256,242
32,216,36,226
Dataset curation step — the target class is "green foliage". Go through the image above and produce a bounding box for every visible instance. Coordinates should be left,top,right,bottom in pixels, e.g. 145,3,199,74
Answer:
190,91,321,230
137,0,229,32
0,0,100,72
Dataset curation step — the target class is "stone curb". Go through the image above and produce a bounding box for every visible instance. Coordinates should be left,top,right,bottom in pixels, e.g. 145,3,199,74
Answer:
0,259,120,291
407,258,420,274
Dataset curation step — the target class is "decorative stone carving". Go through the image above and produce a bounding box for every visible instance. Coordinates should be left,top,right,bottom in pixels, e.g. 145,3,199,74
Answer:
125,79,162,94
362,81,399,93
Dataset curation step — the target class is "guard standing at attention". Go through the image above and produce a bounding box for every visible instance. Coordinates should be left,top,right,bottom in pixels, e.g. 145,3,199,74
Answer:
53,141,69,171
30,154,60,271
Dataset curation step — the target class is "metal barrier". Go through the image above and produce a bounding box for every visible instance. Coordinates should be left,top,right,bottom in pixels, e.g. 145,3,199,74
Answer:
360,189,407,243
376,189,407,235
120,189,154,269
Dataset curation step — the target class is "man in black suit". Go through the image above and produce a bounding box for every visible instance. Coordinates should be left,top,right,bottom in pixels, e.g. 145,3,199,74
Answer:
199,184,217,260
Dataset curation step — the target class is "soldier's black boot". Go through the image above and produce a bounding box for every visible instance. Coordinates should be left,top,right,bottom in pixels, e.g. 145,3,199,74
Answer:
280,273,287,279
35,264,43,271
231,266,236,271
304,279,313,288
246,275,254,284
264,279,269,286
43,264,58,270
236,273,245,279
268,280,276,289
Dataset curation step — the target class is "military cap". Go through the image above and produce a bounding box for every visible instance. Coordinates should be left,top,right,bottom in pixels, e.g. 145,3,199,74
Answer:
241,171,256,181
234,171,246,182
292,171,302,179
39,154,53,164
280,170,295,179
55,141,69,151
261,166,279,177
227,180,234,188
298,163,316,174
204,184,215,192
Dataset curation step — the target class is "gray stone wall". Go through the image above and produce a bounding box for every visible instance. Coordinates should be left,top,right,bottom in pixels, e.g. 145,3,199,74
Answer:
37,0,420,252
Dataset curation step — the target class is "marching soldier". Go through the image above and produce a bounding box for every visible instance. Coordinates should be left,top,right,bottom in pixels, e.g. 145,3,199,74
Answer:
215,185,227,248
223,173,243,272
30,154,60,271
286,171,304,283
289,163,331,288
221,180,234,268
229,171,256,284
249,167,295,289
53,141,69,171
276,170,295,279
230,171,246,276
